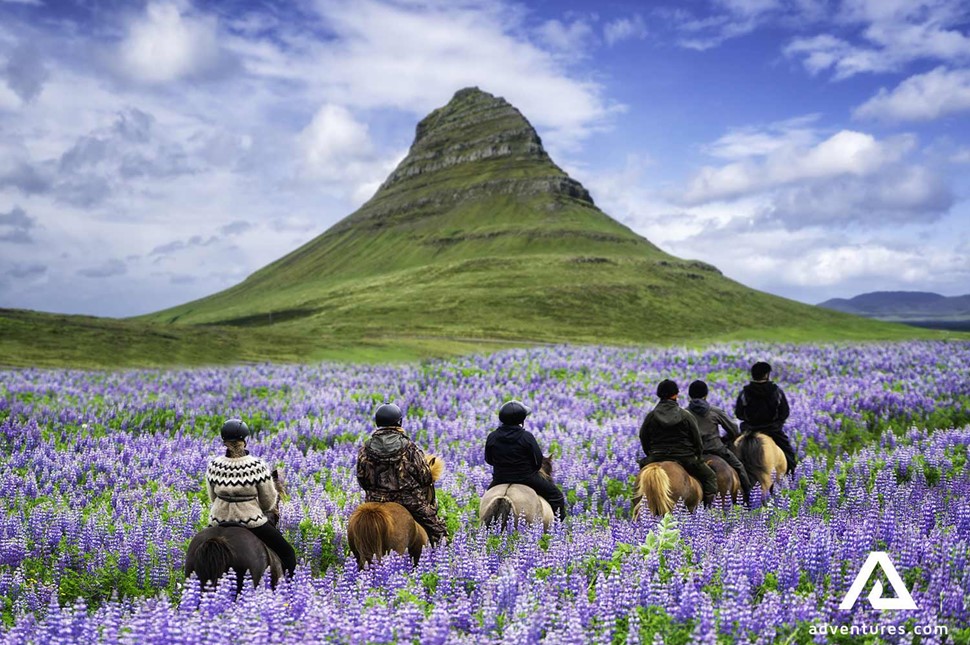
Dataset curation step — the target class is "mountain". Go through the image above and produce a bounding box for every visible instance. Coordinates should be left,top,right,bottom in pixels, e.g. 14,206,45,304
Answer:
819,291,970,331
138,87,928,351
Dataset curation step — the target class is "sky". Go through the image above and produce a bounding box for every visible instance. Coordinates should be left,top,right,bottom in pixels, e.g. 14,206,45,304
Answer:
0,0,968,317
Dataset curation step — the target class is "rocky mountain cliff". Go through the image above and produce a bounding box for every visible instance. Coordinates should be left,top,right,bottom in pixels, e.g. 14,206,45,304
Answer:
143,88,876,347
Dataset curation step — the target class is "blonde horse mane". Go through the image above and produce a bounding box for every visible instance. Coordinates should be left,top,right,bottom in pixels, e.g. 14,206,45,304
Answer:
426,454,444,482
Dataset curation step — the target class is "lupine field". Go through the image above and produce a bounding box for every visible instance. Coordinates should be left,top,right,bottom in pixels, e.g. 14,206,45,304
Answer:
1,341,969,644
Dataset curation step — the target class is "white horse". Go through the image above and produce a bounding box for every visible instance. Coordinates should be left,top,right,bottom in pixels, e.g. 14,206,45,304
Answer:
479,458,555,531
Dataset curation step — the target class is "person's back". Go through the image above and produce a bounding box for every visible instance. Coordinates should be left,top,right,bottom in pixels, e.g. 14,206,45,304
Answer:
686,380,751,494
206,418,297,577
639,379,718,506
734,361,797,474
485,400,566,519
356,404,448,545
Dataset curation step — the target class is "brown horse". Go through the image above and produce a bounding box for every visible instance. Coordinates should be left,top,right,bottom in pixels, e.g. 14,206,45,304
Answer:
734,432,788,495
347,455,443,568
184,469,287,592
633,461,703,518
704,454,741,505
479,458,555,531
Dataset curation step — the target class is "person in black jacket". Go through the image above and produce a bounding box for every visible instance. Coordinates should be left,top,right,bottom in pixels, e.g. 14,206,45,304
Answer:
686,380,752,495
484,400,566,520
639,379,718,507
734,361,797,474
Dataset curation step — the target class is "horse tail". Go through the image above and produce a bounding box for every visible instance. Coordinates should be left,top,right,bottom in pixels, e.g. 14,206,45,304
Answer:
349,504,391,564
640,464,674,516
739,434,767,489
482,496,514,530
194,536,234,586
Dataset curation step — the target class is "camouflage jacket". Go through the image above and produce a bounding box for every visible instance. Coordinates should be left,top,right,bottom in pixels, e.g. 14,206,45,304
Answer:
356,427,435,503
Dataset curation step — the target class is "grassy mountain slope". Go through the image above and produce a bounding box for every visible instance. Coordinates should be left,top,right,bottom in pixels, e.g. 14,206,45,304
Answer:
142,88,906,348
7,88,959,369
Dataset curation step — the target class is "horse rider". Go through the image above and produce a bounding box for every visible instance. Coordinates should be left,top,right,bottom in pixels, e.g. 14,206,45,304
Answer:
734,361,798,474
356,404,449,546
639,379,718,507
686,380,752,495
484,400,566,520
206,418,297,577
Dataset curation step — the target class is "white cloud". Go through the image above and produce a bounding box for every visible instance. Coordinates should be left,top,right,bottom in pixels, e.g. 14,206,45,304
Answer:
118,2,226,84
537,17,596,55
784,1,970,79
683,130,914,203
603,15,647,46
854,66,970,121
702,114,820,159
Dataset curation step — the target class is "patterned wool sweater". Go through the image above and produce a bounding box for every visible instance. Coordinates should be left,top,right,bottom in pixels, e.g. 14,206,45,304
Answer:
206,454,277,528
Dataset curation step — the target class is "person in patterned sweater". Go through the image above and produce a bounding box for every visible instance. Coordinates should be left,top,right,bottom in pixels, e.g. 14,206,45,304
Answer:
356,404,449,546
206,419,297,577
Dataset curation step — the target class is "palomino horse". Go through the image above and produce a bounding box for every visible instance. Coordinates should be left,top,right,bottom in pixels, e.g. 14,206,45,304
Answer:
184,469,287,591
734,432,788,495
632,461,702,518
633,455,742,517
479,458,555,531
347,455,443,568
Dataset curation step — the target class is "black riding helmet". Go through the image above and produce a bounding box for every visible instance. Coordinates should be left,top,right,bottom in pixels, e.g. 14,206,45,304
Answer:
498,400,531,425
375,403,403,428
220,418,249,441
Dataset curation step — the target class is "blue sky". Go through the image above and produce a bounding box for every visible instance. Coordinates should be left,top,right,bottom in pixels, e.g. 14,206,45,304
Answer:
1,0,968,317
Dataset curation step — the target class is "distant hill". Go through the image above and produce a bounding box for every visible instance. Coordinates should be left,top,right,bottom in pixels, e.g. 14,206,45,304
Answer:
818,291,970,331
141,87,897,348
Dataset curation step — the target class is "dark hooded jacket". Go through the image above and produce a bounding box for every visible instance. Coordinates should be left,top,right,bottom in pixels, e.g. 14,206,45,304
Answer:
734,381,790,431
356,427,433,498
687,398,740,452
639,399,703,460
485,424,543,481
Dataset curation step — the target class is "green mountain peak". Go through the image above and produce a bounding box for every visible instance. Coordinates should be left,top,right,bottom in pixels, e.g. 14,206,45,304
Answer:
144,87,868,348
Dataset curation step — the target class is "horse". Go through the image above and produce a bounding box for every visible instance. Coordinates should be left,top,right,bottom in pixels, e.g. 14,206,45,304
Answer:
704,454,741,505
479,458,556,531
184,468,287,592
632,461,702,518
734,432,788,495
347,455,443,568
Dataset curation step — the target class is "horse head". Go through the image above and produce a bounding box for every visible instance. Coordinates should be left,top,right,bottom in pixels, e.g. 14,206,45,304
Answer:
425,454,444,482
539,456,554,481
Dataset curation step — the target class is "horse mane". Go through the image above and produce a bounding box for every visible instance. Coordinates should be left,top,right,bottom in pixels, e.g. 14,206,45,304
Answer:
194,535,235,587
426,454,444,482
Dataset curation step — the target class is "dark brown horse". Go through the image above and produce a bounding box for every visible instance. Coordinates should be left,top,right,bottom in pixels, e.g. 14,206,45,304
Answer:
704,454,741,505
479,457,555,531
184,468,287,591
184,526,283,592
347,455,443,568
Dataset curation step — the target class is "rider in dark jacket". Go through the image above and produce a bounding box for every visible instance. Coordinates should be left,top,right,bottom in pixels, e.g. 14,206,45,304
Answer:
734,361,797,474
485,400,566,520
639,379,718,506
356,404,448,545
686,380,752,494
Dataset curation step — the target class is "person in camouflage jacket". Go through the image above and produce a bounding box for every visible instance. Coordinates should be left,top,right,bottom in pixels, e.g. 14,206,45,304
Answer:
356,404,448,545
